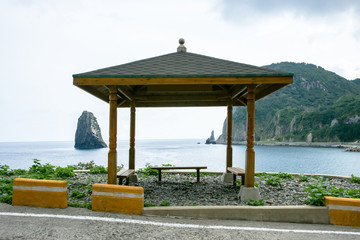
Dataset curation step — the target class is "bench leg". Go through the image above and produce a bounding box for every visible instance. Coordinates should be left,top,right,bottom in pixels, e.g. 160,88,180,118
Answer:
197,169,200,182
233,174,236,186
241,174,245,185
118,178,123,185
158,170,162,181
125,177,130,185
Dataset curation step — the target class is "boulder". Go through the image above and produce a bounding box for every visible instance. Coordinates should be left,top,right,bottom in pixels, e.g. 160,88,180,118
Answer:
74,111,107,149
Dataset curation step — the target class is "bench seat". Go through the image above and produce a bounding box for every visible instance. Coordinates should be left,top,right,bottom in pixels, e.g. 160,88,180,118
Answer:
150,166,207,182
227,167,245,186
116,169,135,185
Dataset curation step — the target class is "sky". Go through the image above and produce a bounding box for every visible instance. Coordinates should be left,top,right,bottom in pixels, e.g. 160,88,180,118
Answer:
0,0,359,142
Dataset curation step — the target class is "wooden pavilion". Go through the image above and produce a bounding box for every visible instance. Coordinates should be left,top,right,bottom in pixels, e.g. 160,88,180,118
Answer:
73,39,293,196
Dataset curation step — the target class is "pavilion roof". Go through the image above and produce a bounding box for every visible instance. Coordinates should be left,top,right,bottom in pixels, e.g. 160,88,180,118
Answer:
73,42,293,108
73,51,291,78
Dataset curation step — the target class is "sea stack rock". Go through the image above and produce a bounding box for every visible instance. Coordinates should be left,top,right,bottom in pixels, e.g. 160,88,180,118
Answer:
205,130,216,144
74,111,107,149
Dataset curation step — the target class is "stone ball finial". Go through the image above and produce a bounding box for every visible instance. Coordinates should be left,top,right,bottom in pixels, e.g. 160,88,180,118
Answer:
179,38,185,45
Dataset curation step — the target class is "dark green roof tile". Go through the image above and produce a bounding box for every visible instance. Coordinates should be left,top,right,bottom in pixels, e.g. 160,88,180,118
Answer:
73,52,293,78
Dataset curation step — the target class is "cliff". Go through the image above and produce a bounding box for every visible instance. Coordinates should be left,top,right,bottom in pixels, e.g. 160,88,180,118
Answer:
217,62,360,143
74,111,107,149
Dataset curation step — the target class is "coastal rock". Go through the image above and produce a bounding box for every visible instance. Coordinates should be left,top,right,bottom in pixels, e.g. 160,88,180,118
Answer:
205,130,216,144
345,146,360,152
306,133,313,143
74,111,107,149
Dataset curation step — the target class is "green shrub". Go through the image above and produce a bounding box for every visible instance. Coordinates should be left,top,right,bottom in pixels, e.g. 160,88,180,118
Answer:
89,166,107,174
12,169,27,175
255,172,269,177
0,165,13,176
299,174,309,182
160,200,170,206
350,174,360,184
144,202,158,207
55,166,75,178
70,189,86,199
68,201,92,210
247,199,264,206
28,159,55,178
137,163,158,176
77,160,96,170
0,179,13,204
266,177,281,186
277,171,293,179
305,181,360,206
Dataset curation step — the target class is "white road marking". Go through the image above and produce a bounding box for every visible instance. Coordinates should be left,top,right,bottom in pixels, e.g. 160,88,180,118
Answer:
1,212,360,236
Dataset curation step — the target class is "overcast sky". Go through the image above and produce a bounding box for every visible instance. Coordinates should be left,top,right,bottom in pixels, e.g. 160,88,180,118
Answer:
0,0,359,142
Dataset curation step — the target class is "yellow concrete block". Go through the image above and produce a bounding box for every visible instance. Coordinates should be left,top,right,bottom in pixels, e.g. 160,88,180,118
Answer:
325,196,360,227
92,184,144,215
12,178,68,208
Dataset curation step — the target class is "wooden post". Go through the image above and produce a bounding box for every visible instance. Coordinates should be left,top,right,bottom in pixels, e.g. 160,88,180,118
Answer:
226,101,233,172
108,86,118,184
245,85,256,187
129,101,136,170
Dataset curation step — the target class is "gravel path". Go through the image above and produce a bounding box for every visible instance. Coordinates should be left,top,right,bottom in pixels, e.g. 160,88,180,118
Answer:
68,172,359,207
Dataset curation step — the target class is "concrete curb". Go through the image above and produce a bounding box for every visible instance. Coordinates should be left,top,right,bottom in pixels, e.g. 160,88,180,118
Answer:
143,205,330,224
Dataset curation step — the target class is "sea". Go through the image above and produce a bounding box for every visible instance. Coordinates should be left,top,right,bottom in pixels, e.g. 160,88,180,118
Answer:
0,139,359,176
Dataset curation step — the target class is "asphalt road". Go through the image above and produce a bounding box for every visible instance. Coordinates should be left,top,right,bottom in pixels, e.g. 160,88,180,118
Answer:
1,203,360,240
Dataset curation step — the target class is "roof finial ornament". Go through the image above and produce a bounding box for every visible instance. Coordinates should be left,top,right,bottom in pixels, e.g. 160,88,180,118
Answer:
177,38,187,52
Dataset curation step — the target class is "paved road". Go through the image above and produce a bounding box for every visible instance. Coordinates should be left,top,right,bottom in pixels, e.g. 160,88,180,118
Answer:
1,203,360,239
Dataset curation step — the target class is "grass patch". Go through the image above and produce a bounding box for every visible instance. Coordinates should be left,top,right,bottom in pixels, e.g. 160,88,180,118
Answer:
68,201,92,210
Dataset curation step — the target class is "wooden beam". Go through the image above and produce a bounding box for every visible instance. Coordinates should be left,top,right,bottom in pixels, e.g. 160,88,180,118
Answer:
73,76,293,86
117,99,127,107
108,86,118,184
129,101,136,170
255,84,288,101
235,97,247,106
231,86,247,100
226,101,233,172
245,85,256,187
146,85,213,92
76,86,109,103
134,94,230,102
117,86,134,101
116,100,242,108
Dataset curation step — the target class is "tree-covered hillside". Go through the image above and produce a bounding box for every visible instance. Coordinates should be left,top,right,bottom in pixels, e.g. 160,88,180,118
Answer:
217,62,360,143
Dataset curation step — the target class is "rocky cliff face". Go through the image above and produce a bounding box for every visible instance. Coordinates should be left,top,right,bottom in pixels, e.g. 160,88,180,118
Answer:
217,62,360,143
74,111,107,149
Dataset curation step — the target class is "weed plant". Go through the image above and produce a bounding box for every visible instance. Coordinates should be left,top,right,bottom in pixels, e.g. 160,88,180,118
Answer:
277,171,293,179
247,199,265,206
305,180,360,206
266,177,281,187
350,174,360,184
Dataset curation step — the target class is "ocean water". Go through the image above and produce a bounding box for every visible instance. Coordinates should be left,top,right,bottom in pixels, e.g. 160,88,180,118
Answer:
0,139,359,176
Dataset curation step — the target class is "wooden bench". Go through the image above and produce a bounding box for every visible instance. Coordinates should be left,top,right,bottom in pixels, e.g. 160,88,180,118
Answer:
117,169,135,185
150,166,207,183
227,167,245,186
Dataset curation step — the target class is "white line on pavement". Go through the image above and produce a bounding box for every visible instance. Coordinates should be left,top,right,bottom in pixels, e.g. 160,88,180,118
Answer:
1,212,360,236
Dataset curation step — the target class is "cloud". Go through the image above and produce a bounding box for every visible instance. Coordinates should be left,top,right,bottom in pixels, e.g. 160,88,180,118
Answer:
220,0,360,21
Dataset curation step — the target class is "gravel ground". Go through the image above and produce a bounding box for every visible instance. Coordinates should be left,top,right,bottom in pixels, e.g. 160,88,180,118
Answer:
68,172,360,207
